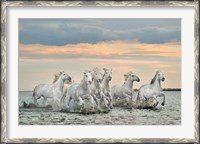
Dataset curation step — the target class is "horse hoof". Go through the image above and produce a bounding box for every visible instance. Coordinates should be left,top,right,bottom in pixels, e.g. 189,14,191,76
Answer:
161,103,165,106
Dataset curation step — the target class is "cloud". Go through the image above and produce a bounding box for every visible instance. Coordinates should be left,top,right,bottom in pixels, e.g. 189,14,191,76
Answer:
19,40,181,62
19,18,181,46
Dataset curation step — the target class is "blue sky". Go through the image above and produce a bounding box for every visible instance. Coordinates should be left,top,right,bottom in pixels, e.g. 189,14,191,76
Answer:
19,19,181,45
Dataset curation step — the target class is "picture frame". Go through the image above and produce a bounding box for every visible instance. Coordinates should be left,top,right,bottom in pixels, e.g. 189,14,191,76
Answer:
1,0,199,143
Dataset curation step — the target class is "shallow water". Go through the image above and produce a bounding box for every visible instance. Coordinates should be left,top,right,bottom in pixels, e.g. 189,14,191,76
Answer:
19,91,181,125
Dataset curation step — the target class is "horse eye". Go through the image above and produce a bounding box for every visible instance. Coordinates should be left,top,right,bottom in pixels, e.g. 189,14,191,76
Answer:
64,74,65,75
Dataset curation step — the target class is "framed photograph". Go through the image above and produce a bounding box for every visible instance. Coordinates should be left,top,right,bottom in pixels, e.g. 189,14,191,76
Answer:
1,0,199,143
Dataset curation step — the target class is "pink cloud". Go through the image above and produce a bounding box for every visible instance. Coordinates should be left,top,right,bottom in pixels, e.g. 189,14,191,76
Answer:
19,40,181,60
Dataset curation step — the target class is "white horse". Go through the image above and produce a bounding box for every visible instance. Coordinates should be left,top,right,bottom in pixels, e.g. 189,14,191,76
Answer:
101,68,113,108
61,71,95,113
111,72,140,108
136,70,165,109
52,71,73,92
32,71,72,110
91,68,110,111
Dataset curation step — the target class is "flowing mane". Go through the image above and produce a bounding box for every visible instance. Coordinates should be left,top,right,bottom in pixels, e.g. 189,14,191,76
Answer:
124,72,133,81
52,71,63,83
150,71,161,85
102,73,106,80
150,74,157,84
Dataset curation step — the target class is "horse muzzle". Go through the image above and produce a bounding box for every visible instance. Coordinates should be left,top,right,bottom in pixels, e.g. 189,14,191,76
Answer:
68,77,72,82
137,78,140,82
162,77,165,81
108,76,112,81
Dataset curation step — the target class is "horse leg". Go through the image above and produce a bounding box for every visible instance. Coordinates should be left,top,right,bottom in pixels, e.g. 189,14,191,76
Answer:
100,92,110,110
93,94,99,106
122,92,132,108
60,95,65,104
67,96,72,106
42,96,47,106
160,93,165,106
108,93,113,109
78,98,84,112
32,91,38,106
136,93,146,109
33,95,40,106
60,89,67,105
155,92,165,106
135,95,141,108
112,95,116,106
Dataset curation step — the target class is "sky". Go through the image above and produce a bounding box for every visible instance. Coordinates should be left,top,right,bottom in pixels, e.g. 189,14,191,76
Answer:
19,18,181,91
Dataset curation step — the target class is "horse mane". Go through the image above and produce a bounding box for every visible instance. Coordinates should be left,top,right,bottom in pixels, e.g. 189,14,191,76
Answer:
150,71,161,85
124,74,128,81
102,73,105,80
150,74,157,84
124,72,133,81
52,71,63,83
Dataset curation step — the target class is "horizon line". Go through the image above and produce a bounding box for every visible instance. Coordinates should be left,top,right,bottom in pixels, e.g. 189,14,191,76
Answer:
19,88,181,92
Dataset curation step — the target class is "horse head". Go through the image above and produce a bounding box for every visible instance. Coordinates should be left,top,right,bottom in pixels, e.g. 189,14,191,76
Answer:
150,70,165,85
124,72,140,82
60,72,72,82
93,67,102,82
156,71,165,82
83,71,93,85
102,68,112,81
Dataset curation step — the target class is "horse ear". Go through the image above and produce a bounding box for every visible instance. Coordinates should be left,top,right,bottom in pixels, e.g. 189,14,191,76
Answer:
59,71,64,75
156,70,160,74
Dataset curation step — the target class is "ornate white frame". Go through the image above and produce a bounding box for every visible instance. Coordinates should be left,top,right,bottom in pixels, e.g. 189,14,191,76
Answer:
1,1,199,143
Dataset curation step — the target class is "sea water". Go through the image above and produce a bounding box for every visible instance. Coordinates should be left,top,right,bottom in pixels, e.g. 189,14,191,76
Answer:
19,91,181,125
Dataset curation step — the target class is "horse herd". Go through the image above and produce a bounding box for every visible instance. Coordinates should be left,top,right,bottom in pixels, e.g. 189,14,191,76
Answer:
32,68,166,113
